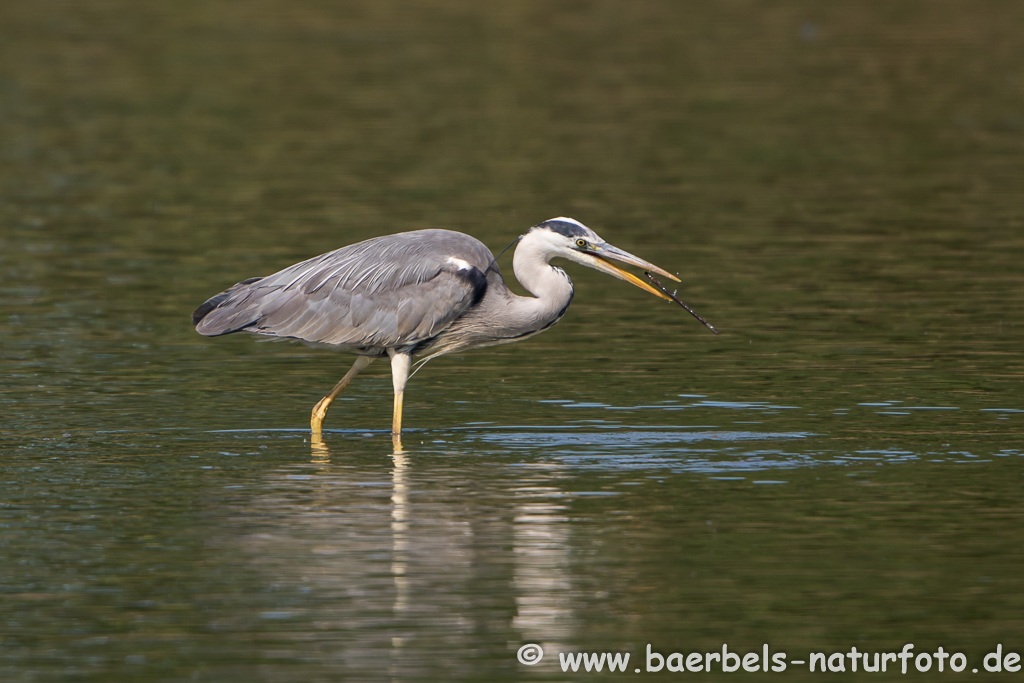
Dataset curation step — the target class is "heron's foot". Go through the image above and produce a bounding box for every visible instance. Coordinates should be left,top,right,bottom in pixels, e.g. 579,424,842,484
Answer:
311,397,331,436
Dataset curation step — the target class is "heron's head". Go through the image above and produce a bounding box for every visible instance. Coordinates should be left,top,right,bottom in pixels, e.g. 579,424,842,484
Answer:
525,217,680,300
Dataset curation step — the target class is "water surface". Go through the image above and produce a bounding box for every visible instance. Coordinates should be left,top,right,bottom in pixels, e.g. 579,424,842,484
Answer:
2,1,1023,681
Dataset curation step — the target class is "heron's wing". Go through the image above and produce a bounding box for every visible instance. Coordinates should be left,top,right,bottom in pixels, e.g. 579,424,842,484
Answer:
193,230,496,350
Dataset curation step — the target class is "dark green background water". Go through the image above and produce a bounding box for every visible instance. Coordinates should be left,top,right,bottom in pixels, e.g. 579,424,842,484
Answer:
2,1,1023,681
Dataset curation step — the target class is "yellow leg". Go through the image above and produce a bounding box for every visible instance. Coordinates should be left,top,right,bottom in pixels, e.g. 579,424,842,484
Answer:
391,391,404,452
388,351,412,452
311,355,374,439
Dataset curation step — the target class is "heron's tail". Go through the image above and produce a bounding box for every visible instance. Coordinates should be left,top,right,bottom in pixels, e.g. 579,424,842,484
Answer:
192,277,264,335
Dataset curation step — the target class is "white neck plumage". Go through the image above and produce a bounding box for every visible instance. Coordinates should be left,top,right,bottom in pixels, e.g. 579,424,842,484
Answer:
512,228,575,311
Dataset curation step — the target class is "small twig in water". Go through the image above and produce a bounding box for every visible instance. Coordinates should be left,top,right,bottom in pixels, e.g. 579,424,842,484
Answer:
645,272,720,335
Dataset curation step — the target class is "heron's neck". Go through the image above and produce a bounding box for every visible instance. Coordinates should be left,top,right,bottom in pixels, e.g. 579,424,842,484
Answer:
510,233,574,327
419,233,575,356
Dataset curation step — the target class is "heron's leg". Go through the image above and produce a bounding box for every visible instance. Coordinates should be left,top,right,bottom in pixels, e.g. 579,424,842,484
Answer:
388,350,412,450
311,355,375,438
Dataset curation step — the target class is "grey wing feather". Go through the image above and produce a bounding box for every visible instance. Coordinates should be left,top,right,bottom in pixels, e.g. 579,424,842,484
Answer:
193,230,495,352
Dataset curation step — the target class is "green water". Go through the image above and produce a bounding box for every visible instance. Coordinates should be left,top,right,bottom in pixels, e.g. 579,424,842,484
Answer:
2,1,1023,681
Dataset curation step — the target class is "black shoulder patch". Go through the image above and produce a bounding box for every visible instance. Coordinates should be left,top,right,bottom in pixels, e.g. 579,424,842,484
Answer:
453,266,488,308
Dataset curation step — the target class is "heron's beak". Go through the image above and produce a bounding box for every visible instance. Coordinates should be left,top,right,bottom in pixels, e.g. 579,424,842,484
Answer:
585,244,681,301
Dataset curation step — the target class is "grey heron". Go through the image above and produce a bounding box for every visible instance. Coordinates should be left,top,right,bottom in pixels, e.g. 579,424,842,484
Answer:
193,217,685,448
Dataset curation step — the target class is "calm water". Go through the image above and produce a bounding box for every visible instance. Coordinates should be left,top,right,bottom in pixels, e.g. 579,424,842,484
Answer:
3,2,1024,681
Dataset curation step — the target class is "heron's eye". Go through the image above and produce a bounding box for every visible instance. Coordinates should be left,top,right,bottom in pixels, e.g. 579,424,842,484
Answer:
575,239,587,249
